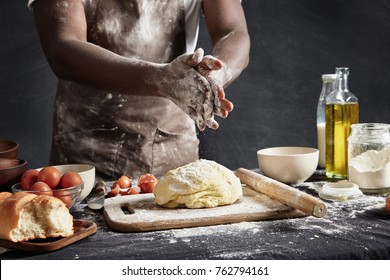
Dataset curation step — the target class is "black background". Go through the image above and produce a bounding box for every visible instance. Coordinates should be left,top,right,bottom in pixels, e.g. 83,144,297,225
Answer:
1,0,390,171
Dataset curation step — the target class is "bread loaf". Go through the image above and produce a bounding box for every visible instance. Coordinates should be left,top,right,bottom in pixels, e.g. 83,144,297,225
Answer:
0,192,74,242
0,192,12,204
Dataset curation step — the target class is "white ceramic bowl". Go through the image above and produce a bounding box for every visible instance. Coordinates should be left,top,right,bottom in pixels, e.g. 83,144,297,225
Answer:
37,164,95,201
257,147,319,184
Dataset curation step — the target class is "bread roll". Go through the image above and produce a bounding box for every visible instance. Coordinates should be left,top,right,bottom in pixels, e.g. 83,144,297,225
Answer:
0,192,12,204
0,192,74,242
154,159,242,208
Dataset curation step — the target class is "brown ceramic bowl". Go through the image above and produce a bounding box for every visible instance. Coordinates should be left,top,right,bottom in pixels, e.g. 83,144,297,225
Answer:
0,158,20,169
0,159,27,192
0,140,19,159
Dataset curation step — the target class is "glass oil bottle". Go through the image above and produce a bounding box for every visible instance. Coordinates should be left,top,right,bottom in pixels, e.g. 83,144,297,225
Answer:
325,67,359,179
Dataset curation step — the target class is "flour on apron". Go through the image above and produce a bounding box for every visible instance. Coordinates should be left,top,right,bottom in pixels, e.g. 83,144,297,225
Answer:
50,0,199,180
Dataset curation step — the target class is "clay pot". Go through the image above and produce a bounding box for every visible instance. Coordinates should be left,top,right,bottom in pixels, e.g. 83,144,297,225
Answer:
0,159,27,192
0,140,19,159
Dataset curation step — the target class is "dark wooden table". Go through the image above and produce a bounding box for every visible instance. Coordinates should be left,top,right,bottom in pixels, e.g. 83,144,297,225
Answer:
2,172,390,260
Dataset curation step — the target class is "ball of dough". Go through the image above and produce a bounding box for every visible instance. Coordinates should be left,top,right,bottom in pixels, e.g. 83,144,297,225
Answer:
153,159,242,208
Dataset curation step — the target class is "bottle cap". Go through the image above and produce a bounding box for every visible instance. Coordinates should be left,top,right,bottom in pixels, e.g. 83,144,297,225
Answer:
319,180,363,201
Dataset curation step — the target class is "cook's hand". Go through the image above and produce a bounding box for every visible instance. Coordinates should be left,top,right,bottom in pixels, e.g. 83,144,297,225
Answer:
157,48,214,131
196,55,234,119
183,52,234,130
184,49,227,130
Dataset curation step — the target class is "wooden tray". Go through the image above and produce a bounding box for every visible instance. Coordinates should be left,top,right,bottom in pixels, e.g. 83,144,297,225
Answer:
0,219,96,252
103,186,306,232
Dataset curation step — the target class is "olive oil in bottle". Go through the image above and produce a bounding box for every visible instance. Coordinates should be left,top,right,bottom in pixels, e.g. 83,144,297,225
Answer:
325,103,359,178
325,68,359,179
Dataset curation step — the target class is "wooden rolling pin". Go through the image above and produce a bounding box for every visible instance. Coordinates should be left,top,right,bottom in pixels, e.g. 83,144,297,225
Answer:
235,168,327,218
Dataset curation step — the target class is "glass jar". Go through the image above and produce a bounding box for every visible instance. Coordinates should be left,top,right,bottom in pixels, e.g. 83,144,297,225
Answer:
325,67,359,179
348,123,390,194
317,74,336,168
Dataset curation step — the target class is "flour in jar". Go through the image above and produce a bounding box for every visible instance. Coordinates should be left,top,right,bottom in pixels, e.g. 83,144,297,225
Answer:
348,148,390,189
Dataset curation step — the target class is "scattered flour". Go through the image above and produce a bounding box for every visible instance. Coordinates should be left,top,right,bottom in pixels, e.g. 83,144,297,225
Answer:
70,178,388,259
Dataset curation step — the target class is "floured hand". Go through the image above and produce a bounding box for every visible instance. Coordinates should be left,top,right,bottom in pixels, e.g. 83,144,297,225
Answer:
196,55,234,120
183,49,223,130
183,52,234,130
156,48,215,130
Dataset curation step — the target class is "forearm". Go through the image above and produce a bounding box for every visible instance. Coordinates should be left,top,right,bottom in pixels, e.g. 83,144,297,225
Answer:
43,38,161,96
211,30,250,87
202,0,250,88
31,0,161,97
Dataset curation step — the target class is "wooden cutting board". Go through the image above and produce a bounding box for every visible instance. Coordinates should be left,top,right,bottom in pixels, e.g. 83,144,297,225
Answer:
0,219,97,252
103,186,306,233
